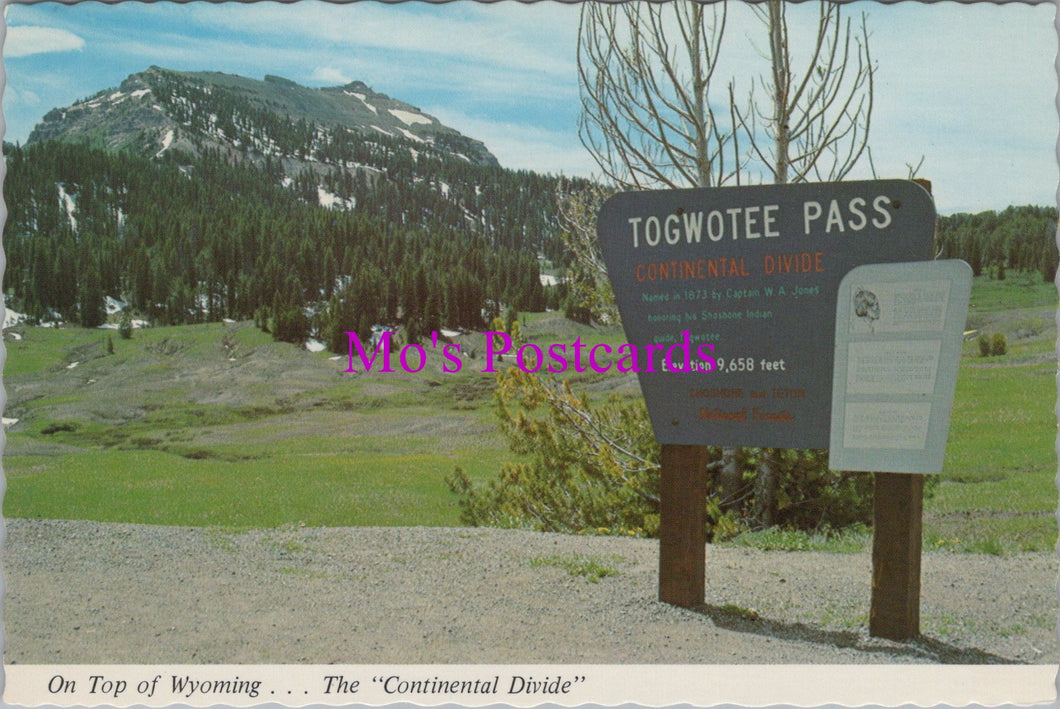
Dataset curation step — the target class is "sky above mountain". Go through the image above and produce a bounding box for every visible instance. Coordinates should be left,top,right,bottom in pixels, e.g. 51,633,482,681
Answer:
3,1,1056,214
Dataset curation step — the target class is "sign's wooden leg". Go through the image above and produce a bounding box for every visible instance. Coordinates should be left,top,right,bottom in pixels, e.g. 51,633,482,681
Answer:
870,472,924,639
658,444,708,608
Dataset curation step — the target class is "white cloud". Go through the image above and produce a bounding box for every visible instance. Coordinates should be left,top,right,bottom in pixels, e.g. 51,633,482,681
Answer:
310,66,353,86
4,85,41,107
196,2,578,78
5,26,85,58
2,0,1053,212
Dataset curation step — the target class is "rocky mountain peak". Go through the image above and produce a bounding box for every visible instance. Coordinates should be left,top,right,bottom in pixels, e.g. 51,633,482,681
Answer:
27,67,499,171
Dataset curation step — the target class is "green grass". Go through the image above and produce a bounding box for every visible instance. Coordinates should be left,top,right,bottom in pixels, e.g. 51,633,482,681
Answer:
3,274,1057,554
529,554,622,582
3,320,507,527
4,327,106,377
723,525,871,553
967,270,1057,312
924,347,1056,553
717,603,761,621
5,444,510,527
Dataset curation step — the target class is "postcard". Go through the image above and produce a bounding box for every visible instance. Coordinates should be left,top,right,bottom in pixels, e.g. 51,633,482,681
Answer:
1,1,1056,708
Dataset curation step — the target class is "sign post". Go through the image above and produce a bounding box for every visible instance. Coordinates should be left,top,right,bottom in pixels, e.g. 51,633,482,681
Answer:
871,473,924,639
596,180,941,612
658,444,709,607
830,257,972,638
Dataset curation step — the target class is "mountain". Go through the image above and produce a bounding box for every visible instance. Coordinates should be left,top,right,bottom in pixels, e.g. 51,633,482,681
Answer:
29,66,499,170
7,68,580,346
23,67,556,247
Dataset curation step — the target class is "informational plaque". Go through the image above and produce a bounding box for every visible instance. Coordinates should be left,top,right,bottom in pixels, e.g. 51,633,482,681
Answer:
596,180,936,448
829,260,972,473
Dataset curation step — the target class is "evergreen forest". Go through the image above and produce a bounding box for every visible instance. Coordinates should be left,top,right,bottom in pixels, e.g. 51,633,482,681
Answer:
3,139,577,346
3,138,1056,350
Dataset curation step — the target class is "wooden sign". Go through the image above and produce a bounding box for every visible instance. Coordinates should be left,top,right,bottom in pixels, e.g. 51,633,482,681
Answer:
596,180,937,448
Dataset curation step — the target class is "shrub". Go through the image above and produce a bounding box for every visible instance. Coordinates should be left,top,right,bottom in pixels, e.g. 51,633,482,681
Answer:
977,333,992,357
271,305,310,344
445,368,662,537
447,368,873,540
991,332,1007,356
118,311,134,340
41,422,77,435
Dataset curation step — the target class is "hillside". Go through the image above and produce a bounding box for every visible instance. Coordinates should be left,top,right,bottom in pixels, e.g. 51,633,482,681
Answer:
3,267,1054,669
6,68,582,346
6,67,1055,355
29,66,499,168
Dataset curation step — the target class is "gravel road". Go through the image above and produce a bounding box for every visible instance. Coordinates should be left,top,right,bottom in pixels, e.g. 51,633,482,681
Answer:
3,518,1055,665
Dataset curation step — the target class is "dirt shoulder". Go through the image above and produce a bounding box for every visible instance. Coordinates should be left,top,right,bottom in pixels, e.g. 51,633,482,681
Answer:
3,518,1055,665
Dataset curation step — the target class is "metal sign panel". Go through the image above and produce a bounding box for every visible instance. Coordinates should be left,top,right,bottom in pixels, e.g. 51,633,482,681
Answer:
596,180,936,448
829,260,972,473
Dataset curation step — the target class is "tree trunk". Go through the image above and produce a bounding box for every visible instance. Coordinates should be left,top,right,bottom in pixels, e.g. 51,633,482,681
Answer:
753,448,780,529
716,447,743,511
768,0,790,185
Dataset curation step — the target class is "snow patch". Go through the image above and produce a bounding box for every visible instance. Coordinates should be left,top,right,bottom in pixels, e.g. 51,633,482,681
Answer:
540,274,563,287
57,184,77,230
370,126,394,138
345,91,378,114
396,127,425,144
130,88,151,99
317,187,352,210
3,418,19,428
156,129,174,158
389,109,432,127
345,161,383,177
305,339,326,353
99,319,150,330
105,296,127,315
195,292,224,314
66,361,80,370
4,307,27,329
317,185,339,207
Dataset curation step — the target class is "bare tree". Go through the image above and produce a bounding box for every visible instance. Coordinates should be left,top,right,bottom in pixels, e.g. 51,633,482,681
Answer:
576,0,877,530
578,0,875,188
735,0,874,185
577,1,738,190
555,179,618,324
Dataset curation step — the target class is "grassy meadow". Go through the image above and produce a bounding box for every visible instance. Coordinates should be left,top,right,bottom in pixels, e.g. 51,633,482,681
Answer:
3,272,1056,553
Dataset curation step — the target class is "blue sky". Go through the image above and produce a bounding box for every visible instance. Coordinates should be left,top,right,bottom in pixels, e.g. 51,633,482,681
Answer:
2,1,1056,214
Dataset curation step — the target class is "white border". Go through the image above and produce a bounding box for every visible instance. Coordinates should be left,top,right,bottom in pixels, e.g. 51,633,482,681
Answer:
0,3,1056,709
